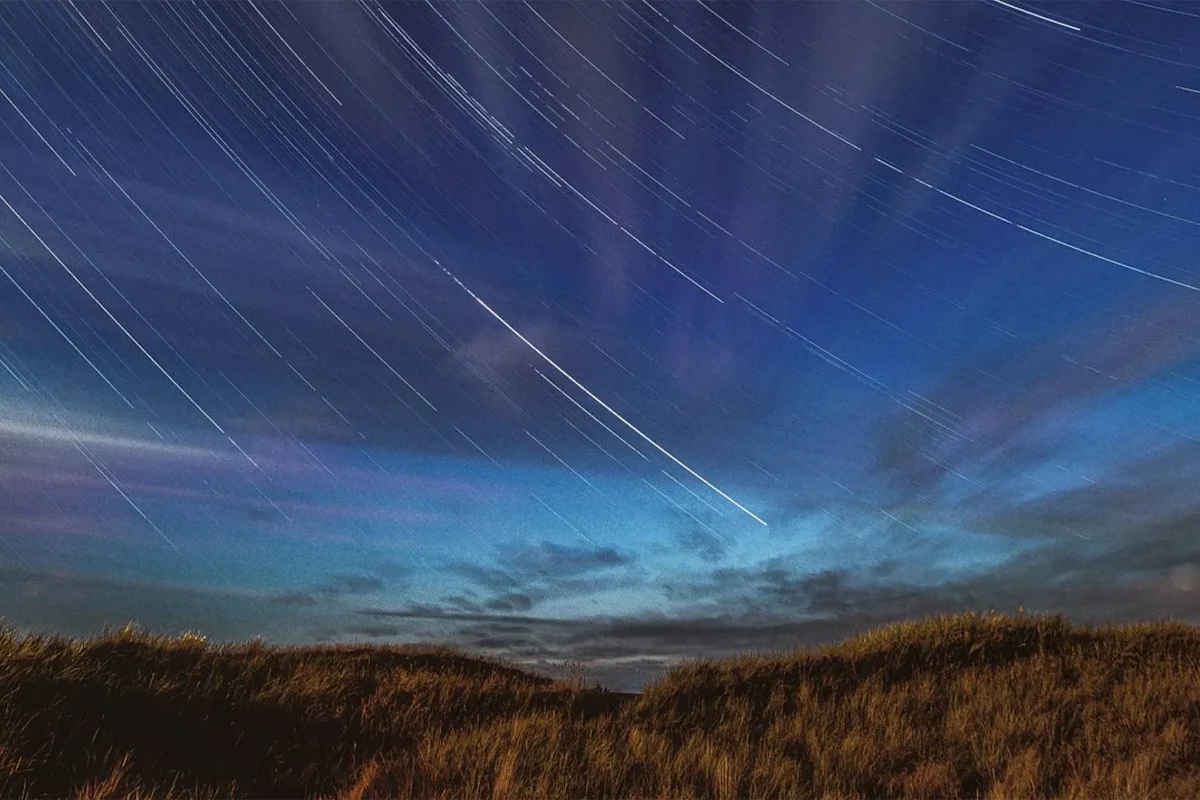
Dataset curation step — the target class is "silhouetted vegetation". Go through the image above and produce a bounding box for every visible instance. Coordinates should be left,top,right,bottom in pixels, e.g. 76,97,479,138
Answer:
2,610,1199,798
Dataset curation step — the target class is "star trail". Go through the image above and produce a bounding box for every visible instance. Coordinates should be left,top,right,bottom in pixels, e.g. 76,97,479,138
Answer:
2,1,1199,691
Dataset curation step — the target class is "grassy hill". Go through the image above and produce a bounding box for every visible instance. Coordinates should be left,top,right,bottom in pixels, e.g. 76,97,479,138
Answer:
2,609,1199,798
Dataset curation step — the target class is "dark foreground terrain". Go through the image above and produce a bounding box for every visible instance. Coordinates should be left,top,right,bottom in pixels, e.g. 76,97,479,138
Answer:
2,609,1199,799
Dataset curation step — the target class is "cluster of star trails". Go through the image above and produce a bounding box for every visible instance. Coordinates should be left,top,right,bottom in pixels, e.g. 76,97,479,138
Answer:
1,0,1198,582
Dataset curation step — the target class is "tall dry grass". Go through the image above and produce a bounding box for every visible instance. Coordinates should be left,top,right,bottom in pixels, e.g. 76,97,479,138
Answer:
2,610,1198,798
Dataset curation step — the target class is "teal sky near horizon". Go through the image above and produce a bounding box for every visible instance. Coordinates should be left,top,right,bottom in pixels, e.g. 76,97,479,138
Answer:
2,1,1199,691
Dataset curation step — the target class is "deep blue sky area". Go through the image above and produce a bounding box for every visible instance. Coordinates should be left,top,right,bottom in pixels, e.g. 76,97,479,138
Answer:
1,1,1199,692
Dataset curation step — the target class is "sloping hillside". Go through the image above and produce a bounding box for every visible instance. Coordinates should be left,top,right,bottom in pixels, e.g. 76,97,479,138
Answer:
2,610,1198,798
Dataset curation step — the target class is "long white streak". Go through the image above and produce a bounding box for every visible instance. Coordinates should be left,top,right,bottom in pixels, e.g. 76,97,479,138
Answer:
445,268,768,526
873,156,904,173
643,105,685,139
1015,224,1200,292
226,435,261,471
881,154,1198,291
989,0,1081,31
286,360,318,393
930,184,1013,224
308,289,437,410
695,208,734,236
973,144,1200,228
532,153,720,301
620,226,723,302
536,369,649,460
878,508,922,535
67,0,111,50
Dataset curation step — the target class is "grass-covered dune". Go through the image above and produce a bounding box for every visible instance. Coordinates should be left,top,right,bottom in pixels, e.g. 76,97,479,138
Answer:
2,609,1199,799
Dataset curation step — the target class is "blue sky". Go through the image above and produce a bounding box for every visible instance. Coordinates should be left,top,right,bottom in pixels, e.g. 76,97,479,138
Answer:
1,1,1199,691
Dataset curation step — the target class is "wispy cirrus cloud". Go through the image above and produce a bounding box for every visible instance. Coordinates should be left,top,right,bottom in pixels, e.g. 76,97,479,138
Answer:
874,296,1200,503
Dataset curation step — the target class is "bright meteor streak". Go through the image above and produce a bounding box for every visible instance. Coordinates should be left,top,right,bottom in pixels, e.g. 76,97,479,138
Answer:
441,266,769,527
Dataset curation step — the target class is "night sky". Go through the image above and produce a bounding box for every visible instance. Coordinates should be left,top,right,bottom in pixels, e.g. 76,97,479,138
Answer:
2,1,1199,692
